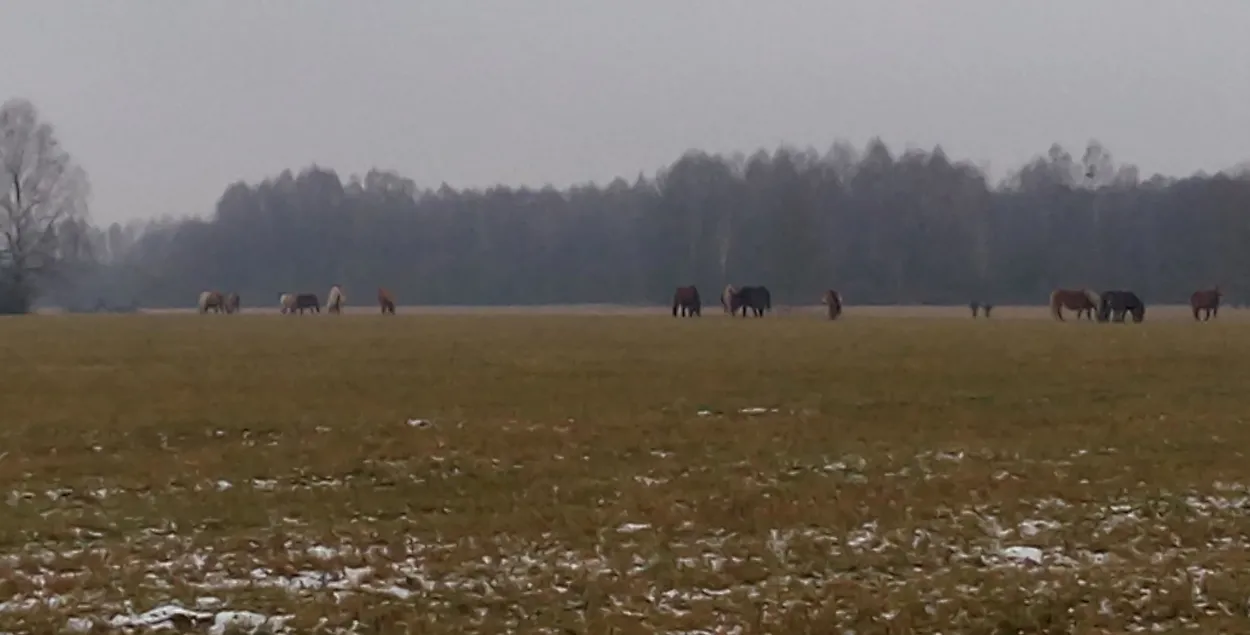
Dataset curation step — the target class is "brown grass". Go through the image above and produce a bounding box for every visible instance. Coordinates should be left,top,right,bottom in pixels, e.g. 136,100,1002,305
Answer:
1,312,1249,632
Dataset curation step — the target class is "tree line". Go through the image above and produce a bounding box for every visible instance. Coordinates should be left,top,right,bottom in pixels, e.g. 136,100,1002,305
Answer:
4,97,1250,313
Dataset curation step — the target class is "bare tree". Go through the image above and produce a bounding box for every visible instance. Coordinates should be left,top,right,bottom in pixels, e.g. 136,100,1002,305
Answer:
0,98,90,313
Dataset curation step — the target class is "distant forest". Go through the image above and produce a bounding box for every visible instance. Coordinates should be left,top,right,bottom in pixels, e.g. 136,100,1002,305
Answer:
49,139,1250,310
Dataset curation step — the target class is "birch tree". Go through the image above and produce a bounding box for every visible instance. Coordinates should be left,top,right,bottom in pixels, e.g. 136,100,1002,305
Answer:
0,98,90,313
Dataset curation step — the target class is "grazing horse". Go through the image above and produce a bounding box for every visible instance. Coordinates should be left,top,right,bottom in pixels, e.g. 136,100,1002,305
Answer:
224,292,241,315
822,289,843,320
326,285,345,314
1097,290,1146,323
728,285,771,318
1190,287,1222,321
279,293,296,314
377,288,396,315
671,285,701,317
198,290,225,314
1048,289,1100,322
294,293,321,314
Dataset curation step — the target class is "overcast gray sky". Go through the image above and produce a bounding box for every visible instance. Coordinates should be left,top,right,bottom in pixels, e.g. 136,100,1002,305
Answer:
2,1,1248,225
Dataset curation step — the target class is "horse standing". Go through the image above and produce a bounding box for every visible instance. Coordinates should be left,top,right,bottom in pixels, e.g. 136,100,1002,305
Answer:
294,293,321,314
198,290,225,314
1097,290,1146,323
1048,289,1099,322
822,290,843,320
280,292,320,314
728,285,771,318
378,288,396,315
720,285,737,314
970,301,994,318
224,292,241,315
1190,287,1222,321
672,285,701,317
327,285,345,314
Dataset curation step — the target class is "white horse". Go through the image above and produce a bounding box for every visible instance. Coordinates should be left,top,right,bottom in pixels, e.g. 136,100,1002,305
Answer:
720,284,737,314
198,290,224,314
326,285,345,314
279,293,296,314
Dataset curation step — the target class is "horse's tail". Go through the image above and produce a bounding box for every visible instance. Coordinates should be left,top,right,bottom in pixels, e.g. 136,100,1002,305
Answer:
1048,290,1061,319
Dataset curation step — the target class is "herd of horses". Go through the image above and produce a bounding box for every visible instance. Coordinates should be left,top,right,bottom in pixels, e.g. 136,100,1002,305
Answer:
672,284,843,320
672,284,1225,323
194,283,1224,322
196,286,397,315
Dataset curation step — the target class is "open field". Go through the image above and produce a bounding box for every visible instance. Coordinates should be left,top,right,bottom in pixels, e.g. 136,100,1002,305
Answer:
2,313,1250,633
103,302,1250,322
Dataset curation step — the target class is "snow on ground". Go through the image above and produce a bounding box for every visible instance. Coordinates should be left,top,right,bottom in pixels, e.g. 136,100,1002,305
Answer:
2,447,1248,632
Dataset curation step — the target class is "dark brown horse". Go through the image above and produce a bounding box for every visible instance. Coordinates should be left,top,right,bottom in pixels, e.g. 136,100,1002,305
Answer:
1097,290,1145,323
378,288,396,315
727,285,771,317
1049,289,1099,322
293,293,320,314
1190,287,1222,321
969,301,994,318
224,292,241,314
822,290,842,320
671,285,701,317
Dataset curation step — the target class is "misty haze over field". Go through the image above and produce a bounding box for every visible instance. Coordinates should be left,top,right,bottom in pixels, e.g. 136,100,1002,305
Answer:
1,2,1249,310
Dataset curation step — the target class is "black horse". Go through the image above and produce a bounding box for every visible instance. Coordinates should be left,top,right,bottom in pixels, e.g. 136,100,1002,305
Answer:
294,293,321,314
729,285,771,318
969,301,993,318
1097,290,1145,323
671,285,701,317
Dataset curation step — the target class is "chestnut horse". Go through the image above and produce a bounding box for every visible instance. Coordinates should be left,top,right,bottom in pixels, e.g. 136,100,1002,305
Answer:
1190,287,1222,321
672,285,701,317
1048,289,1099,322
378,288,396,315
198,290,225,314
822,289,843,320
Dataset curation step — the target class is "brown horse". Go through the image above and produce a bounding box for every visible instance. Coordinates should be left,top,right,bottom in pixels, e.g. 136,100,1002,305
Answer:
672,285,701,317
822,289,842,320
1190,287,1222,321
224,292,241,314
1049,289,1099,322
378,288,396,315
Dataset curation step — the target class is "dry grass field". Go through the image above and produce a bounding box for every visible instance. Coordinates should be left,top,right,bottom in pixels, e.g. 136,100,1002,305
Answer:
2,308,1250,633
